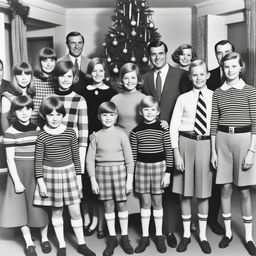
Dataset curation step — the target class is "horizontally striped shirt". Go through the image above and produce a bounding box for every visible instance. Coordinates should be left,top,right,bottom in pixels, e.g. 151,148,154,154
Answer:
35,127,81,179
56,89,88,147
211,83,256,136
4,121,39,160
130,121,173,172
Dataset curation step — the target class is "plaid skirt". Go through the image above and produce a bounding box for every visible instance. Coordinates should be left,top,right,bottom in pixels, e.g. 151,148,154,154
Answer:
34,163,82,207
135,161,166,194
95,165,127,201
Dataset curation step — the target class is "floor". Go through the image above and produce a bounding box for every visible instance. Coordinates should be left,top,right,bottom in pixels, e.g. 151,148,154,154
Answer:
0,185,255,256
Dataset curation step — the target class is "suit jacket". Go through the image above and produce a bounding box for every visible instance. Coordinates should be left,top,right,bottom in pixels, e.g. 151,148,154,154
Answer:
207,66,222,91
142,64,185,122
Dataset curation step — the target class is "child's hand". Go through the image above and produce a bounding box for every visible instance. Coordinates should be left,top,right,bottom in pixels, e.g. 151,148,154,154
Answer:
173,148,185,172
90,176,99,194
160,120,169,130
77,175,83,191
161,172,170,188
211,151,218,170
242,150,255,171
89,132,96,141
38,178,48,197
14,181,25,194
126,173,133,194
0,135,4,144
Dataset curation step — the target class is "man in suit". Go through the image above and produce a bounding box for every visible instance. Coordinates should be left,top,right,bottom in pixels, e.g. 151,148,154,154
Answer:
207,40,235,235
142,40,185,249
207,40,235,91
58,31,91,95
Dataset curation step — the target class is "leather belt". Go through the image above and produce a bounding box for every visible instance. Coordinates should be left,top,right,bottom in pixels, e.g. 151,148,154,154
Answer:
179,131,210,141
218,125,251,134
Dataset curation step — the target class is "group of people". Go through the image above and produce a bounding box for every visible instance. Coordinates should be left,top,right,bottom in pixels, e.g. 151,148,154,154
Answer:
0,29,255,256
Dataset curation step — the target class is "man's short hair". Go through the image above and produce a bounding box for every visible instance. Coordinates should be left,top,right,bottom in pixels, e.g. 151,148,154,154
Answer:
66,31,84,44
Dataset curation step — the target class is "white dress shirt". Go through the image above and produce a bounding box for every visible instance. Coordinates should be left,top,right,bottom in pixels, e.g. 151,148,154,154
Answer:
153,63,169,93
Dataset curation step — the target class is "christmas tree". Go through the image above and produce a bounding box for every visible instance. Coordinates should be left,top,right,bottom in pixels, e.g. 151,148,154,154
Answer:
103,0,161,77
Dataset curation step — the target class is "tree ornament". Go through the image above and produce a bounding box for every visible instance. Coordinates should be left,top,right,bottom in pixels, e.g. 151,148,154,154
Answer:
130,17,136,27
131,28,137,37
148,22,154,29
102,42,106,47
120,31,126,37
141,1,146,7
141,55,148,63
130,52,136,62
112,37,118,46
106,56,112,63
122,43,128,54
113,65,119,74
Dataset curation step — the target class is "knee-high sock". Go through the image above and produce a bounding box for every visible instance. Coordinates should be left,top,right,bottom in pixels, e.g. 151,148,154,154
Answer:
198,213,208,241
52,217,66,248
141,208,151,237
105,212,116,236
182,215,191,238
222,213,232,238
71,218,85,245
243,216,253,242
40,224,49,243
21,226,34,247
153,209,163,236
118,211,129,236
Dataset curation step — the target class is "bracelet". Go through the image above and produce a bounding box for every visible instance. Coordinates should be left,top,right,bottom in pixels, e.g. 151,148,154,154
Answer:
248,149,255,153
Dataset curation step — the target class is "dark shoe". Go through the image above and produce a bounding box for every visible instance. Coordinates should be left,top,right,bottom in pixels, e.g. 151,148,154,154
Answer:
57,247,66,256
77,244,96,256
41,241,52,254
120,235,133,254
177,237,191,252
83,225,90,234
85,226,97,236
209,222,225,235
103,236,118,256
167,233,177,248
97,230,106,239
24,246,37,256
245,241,256,255
219,235,233,248
155,235,166,253
135,237,150,253
199,240,212,254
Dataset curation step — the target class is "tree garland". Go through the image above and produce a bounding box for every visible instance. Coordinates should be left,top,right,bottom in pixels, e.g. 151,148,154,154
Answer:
7,0,30,23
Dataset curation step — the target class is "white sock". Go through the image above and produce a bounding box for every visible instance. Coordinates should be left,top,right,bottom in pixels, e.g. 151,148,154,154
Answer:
105,212,116,236
182,215,191,238
90,216,99,230
198,213,208,241
84,213,91,227
71,218,85,245
52,217,66,248
118,211,129,236
222,213,232,238
153,209,163,236
40,224,49,243
141,208,151,237
21,226,34,247
243,216,253,242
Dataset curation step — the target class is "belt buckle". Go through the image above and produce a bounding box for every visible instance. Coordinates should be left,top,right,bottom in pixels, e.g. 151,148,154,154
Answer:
229,127,235,134
196,135,200,141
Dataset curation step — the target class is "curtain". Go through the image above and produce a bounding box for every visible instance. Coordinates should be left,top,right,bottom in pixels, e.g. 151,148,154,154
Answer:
11,14,28,64
196,15,207,63
245,0,256,87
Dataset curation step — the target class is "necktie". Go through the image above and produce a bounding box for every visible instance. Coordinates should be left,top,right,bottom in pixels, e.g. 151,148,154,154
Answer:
194,91,207,135
156,71,162,102
74,58,79,84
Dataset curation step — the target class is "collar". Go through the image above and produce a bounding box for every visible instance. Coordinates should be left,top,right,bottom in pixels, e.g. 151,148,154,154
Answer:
221,79,245,91
55,88,73,95
13,120,37,132
154,63,169,76
43,123,67,135
192,86,208,97
69,54,81,65
87,83,109,90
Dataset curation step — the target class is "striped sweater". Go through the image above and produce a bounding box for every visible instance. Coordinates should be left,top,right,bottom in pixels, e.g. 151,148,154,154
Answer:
130,121,173,173
35,126,81,179
4,121,39,160
211,84,256,136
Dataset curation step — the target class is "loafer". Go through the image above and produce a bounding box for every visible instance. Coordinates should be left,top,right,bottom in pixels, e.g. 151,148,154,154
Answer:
177,237,191,252
155,235,166,253
85,226,97,236
57,247,66,256
219,235,233,248
103,236,118,256
97,230,106,239
199,240,211,254
245,241,256,255
135,237,150,253
209,222,225,235
77,244,96,256
120,235,133,254
24,245,37,256
41,241,52,254
167,233,177,248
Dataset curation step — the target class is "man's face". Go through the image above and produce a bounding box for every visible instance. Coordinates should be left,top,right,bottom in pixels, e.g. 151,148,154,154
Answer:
67,35,84,58
149,45,167,70
215,43,233,65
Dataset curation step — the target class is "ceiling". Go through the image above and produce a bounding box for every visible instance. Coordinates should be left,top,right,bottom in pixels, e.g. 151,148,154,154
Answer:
43,0,210,9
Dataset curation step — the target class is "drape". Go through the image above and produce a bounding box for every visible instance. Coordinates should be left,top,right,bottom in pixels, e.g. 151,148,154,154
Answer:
245,0,256,87
196,15,207,63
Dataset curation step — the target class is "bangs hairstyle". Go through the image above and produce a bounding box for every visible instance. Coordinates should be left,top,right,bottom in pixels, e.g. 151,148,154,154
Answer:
171,44,197,64
221,52,246,74
188,59,208,74
86,57,109,80
11,62,35,97
34,47,57,80
54,60,75,80
11,95,34,113
139,96,160,112
98,101,118,115
39,94,66,119
118,63,144,90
